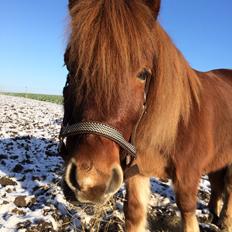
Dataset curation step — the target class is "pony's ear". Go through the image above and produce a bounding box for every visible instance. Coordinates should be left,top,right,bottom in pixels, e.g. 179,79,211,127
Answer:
145,0,161,19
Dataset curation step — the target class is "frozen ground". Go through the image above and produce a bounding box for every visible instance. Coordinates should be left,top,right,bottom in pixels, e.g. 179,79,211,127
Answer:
0,94,219,231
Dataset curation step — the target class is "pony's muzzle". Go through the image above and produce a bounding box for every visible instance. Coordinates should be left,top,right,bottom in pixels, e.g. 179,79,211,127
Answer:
64,159,123,204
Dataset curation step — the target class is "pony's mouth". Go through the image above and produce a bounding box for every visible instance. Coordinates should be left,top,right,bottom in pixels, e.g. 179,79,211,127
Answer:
62,179,111,206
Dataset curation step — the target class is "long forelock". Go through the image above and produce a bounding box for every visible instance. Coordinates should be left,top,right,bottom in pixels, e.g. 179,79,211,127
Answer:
68,0,156,113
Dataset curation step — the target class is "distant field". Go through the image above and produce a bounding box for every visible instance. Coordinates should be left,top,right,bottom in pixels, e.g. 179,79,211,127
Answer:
2,92,63,104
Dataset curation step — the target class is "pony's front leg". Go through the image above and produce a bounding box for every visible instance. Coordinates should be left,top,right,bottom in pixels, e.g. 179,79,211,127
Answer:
173,174,200,232
124,175,150,232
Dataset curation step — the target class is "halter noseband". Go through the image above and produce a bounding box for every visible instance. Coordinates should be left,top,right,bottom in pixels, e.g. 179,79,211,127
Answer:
59,75,151,180
59,122,136,158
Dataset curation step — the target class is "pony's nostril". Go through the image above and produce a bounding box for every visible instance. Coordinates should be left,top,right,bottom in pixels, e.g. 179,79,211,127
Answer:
65,161,80,192
70,163,80,189
106,165,123,194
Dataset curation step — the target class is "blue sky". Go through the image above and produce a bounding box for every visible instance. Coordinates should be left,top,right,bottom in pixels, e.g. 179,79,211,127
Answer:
0,0,231,95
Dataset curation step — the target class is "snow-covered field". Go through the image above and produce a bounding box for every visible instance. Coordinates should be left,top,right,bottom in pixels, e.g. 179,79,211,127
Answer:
0,94,218,231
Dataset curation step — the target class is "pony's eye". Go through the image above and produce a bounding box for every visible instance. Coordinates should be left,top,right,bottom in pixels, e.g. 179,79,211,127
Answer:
137,69,151,81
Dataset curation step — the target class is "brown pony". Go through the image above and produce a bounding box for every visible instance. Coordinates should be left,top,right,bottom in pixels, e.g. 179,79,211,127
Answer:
60,1,232,231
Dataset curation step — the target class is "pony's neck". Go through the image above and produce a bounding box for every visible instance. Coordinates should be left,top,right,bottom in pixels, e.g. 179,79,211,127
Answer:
139,24,201,153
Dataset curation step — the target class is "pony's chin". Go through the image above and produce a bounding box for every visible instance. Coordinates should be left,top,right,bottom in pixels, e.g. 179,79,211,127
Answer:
75,192,111,205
